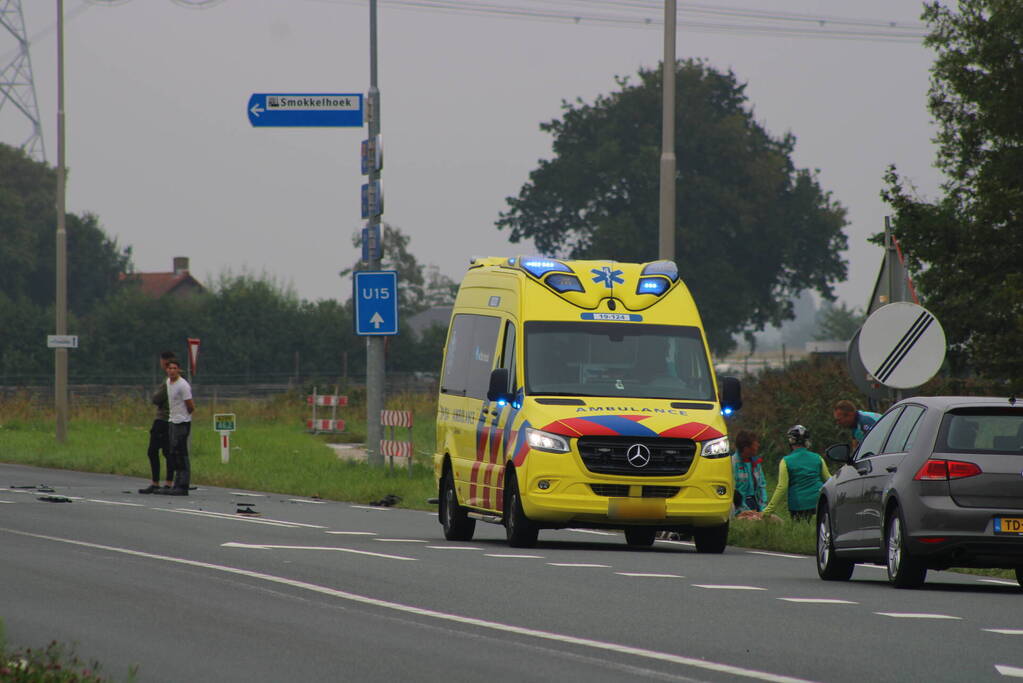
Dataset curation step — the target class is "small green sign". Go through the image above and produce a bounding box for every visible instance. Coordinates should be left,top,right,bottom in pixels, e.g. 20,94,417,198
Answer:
214,413,237,432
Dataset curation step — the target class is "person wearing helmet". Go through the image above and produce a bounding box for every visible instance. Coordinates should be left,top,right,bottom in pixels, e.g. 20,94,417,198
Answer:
761,425,831,522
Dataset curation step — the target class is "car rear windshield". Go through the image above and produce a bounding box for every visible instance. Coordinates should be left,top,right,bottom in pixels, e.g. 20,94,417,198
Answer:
938,408,1023,454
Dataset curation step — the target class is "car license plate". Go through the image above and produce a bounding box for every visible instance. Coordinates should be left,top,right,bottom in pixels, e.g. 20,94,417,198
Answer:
994,517,1023,535
608,498,666,520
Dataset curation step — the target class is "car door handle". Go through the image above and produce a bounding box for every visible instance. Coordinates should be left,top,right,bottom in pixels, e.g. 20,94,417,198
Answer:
886,466,898,473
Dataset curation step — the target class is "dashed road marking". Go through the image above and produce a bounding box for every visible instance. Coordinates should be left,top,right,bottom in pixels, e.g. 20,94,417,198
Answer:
426,546,481,550
985,629,1023,635
325,531,377,536
220,542,416,561
875,612,961,620
0,500,14,504
693,584,767,591
616,572,683,578
656,539,696,547
485,553,544,559
548,563,610,568
231,492,267,497
748,550,806,560
155,508,325,529
0,527,819,683
855,563,885,570
350,505,393,511
779,598,857,604
288,498,326,504
87,499,145,507
996,665,1023,678
374,539,429,543
566,528,614,536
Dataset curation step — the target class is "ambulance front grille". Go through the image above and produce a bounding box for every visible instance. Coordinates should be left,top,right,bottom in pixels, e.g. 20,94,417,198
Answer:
577,437,696,476
589,484,682,498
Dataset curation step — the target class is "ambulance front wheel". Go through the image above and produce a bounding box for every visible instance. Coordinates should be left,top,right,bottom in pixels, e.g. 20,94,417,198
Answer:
440,470,475,541
693,522,729,553
504,474,539,548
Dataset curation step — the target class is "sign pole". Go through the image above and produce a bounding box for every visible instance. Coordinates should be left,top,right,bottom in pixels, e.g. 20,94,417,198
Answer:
365,0,385,467
658,0,676,261
54,0,69,444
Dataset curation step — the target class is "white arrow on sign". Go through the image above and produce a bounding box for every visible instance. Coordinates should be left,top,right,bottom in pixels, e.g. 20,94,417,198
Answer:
250,102,264,117
370,312,384,329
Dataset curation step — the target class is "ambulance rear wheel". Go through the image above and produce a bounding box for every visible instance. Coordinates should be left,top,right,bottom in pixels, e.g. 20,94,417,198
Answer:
504,475,539,548
441,470,475,541
624,527,657,546
693,522,729,553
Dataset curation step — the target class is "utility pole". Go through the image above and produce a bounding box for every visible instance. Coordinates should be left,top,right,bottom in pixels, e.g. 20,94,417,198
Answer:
658,0,677,261
54,0,68,442
365,0,384,466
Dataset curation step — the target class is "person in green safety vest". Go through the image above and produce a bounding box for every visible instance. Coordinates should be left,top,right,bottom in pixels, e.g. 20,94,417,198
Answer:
762,425,830,522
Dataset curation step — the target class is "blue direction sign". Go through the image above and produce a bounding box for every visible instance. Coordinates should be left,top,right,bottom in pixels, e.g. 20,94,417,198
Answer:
361,181,383,219
361,225,382,263
247,93,363,127
354,271,398,336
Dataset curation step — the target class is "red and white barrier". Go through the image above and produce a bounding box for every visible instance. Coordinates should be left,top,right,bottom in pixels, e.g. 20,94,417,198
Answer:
307,419,345,433
380,410,413,427
380,440,413,458
307,395,349,407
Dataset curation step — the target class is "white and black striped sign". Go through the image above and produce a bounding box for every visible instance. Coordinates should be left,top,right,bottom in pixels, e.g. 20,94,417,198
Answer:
858,303,946,390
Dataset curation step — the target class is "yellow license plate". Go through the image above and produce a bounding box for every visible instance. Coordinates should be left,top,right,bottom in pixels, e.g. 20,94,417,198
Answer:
994,517,1023,535
608,498,666,520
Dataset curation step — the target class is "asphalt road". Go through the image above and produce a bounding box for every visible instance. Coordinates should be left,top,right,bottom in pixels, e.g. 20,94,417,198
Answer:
2,462,1022,683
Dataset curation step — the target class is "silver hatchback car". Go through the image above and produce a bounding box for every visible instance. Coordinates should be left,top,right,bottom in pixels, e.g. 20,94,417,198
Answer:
816,396,1023,588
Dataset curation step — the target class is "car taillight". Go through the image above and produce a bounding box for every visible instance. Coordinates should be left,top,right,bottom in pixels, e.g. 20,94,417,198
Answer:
913,459,982,481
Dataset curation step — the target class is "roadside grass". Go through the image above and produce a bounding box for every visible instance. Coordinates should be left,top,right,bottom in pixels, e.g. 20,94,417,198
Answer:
0,619,135,682
727,517,816,555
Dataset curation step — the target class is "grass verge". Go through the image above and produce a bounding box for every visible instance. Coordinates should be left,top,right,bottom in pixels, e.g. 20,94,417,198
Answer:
0,619,135,682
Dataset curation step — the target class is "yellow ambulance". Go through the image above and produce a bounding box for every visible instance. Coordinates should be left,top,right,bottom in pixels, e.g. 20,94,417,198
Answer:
434,257,742,551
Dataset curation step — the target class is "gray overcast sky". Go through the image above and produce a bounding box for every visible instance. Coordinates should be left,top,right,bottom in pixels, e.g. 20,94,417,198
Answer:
13,0,943,312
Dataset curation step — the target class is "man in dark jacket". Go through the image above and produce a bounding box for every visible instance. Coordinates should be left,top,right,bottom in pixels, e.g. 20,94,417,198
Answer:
139,351,176,493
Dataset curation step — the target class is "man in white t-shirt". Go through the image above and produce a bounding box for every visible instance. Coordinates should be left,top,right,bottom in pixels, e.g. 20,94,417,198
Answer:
161,359,195,496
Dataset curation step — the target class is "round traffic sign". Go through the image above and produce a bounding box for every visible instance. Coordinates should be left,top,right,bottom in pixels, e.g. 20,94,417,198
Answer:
858,302,946,389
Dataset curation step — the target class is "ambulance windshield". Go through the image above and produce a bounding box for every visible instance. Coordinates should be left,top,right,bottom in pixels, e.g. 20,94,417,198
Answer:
524,321,715,401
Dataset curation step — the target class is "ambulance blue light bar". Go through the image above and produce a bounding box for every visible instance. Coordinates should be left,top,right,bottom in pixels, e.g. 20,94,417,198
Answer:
520,257,572,279
641,260,679,281
636,277,670,296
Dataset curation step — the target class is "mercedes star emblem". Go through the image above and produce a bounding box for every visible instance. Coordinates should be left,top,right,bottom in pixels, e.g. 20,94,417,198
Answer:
626,443,651,468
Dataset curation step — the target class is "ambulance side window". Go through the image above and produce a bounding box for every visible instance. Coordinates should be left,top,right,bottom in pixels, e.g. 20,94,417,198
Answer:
465,316,502,400
500,321,517,393
441,314,473,396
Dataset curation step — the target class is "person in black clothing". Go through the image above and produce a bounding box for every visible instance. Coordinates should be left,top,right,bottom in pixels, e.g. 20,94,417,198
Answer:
139,351,177,494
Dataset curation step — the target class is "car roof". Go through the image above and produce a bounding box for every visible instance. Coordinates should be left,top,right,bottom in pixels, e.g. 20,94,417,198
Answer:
896,396,1021,412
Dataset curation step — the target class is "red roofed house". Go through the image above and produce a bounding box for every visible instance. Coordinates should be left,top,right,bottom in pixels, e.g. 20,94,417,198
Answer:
122,257,205,298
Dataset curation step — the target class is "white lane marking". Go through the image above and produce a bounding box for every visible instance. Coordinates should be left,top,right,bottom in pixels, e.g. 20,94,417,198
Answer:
0,500,14,504
374,539,429,543
485,554,544,559
778,598,858,605
87,499,145,507
288,498,326,504
155,508,326,529
875,613,962,620
426,546,481,550
657,539,696,547
855,563,885,570
985,629,1023,635
996,665,1023,678
978,578,1020,586
0,528,818,683
325,531,377,536
548,563,610,568
231,492,267,497
693,584,767,591
748,551,806,560
350,505,393,511
566,528,614,536
220,542,416,561
617,572,683,578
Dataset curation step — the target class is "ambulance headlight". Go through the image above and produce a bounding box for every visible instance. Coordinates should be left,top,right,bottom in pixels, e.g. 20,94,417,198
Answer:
526,428,571,454
700,436,730,459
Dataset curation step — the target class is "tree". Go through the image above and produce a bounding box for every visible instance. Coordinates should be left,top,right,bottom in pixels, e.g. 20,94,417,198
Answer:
882,1,1023,383
0,144,131,316
496,59,849,353
814,301,865,342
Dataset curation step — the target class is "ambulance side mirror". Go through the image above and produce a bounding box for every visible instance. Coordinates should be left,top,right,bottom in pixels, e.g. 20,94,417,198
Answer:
487,368,512,404
720,376,742,415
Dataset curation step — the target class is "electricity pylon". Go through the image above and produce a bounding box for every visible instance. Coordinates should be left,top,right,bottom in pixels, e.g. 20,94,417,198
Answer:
0,0,45,162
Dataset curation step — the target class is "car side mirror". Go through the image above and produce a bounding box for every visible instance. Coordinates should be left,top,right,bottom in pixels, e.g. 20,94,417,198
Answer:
487,368,512,403
719,376,742,415
825,443,851,463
